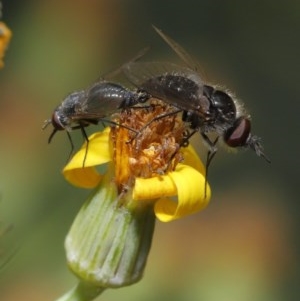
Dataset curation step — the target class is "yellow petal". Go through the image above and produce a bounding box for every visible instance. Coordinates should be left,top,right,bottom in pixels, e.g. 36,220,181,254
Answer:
133,175,177,201
133,144,210,222
181,145,206,174
63,128,112,188
154,164,211,222
133,144,204,200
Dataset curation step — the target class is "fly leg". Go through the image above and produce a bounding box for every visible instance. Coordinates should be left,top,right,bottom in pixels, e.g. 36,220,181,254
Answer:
80,126,90,167
66,131,75,164
201,133,219,198
127,108,182,144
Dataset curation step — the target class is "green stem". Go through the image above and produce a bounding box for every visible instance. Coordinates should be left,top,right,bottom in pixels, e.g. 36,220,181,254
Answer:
55,281,105,301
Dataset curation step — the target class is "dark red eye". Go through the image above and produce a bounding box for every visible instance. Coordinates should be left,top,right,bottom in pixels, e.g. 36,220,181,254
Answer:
51,111,65,130
224,117,251,147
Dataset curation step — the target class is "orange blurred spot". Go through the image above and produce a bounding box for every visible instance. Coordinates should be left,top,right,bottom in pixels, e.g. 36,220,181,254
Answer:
0,21,12,68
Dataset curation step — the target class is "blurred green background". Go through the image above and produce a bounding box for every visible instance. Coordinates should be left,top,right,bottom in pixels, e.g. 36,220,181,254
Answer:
0,0,299,300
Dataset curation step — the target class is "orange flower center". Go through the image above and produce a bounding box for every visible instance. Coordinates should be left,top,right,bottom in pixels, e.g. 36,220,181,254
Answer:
110,100,185,193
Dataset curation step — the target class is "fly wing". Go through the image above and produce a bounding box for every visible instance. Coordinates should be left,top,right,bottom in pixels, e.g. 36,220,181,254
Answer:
123,61,208,114
123,61,199,85
89,47,150,89
152,25,198,71
152,25,207,75
103,47,150,81
69,48,151,121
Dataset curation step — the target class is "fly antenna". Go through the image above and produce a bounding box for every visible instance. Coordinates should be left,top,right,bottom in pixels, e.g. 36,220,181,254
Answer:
42,119,51,130
248,135,271,163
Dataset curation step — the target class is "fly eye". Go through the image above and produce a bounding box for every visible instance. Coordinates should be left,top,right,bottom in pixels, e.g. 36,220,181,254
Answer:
51,111,65,130
224,117,251,147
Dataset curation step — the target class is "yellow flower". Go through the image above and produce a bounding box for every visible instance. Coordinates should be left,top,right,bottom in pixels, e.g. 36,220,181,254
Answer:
58,101,212,299
63,103,211,222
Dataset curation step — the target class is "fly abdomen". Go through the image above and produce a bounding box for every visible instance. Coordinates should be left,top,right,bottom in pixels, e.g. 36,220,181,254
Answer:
85,82,150,112
86,82,131,111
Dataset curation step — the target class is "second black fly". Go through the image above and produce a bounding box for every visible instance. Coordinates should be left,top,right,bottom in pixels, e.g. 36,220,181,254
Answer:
43,81,150,165
122,26,270,195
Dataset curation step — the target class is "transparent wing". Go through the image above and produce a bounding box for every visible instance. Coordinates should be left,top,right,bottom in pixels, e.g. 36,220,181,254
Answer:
123,61,203,87
70,48,151,121
90,47,150,86
123,61,208,114
152,25,204,73
103,47,150,81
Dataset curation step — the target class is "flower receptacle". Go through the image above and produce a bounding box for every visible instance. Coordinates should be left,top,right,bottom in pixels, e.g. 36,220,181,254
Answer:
65,167,156,288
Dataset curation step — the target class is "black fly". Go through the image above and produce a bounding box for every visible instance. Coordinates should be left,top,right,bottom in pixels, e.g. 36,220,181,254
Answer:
122,26,270,194
43,48,151,165
43,82,150,165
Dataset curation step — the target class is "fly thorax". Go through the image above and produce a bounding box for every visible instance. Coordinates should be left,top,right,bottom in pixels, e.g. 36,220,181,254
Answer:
204,86,237,129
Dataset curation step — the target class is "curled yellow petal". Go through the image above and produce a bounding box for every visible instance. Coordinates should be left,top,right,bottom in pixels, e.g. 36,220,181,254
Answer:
154,164,211,222
133,144,211,222
63,166,103,189
63,129,112,188
181,145,206,174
